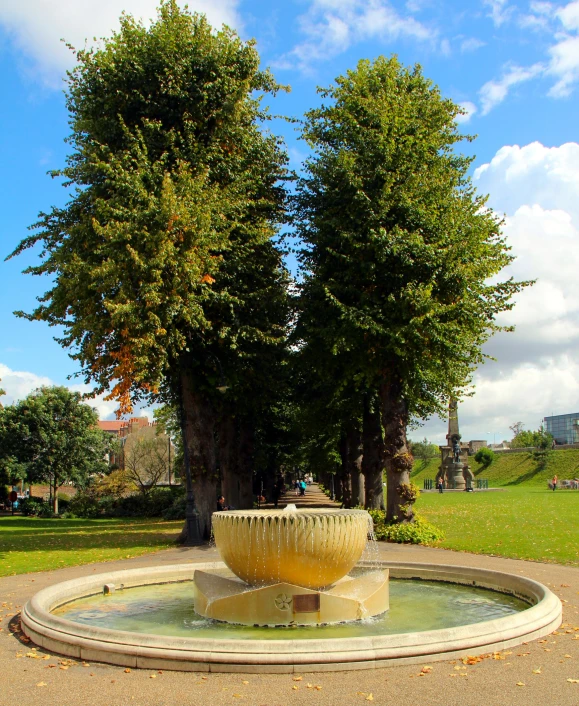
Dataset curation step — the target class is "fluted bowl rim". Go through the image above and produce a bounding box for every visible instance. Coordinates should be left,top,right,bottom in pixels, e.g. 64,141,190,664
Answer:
213,508,370,519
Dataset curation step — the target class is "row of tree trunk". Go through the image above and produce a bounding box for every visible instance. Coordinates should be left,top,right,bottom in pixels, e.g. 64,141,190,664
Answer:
318,383,414,521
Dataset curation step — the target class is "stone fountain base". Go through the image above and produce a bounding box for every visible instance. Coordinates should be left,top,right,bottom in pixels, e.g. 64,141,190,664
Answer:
194,569,389,626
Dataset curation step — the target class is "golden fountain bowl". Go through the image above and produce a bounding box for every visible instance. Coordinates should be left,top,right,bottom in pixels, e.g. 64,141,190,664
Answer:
211,508,370,589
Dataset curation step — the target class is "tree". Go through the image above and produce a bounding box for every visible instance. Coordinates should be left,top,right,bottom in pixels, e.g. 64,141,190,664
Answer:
409,438,438,464
0,386,109,513
509,421,524,437
511,428,553,449
8,3,289,539
122,427,169,498
474,447,495,468
295,56,531,522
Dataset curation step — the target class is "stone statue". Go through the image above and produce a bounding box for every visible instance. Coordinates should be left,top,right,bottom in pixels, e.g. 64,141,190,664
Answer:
451,435,461,463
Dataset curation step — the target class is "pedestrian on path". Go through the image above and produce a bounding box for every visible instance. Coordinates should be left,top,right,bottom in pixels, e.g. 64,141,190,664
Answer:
437,477,444,493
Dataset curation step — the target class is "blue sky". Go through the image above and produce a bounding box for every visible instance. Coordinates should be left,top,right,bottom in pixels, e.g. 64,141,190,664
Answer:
1,0,579,444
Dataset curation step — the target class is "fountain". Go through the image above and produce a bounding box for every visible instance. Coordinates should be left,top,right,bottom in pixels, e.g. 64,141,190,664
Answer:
20,505,562,672
195,507,389,625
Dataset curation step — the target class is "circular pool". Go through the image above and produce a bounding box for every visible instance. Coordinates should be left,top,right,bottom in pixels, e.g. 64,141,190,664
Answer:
21,560,561,673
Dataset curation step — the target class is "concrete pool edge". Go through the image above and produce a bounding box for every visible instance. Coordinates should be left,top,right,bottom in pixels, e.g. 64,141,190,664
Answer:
21,560,562,673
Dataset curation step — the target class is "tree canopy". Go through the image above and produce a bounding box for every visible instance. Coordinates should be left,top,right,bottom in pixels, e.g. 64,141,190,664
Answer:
8,1,290,537
0,386,109,513
295,56,531,519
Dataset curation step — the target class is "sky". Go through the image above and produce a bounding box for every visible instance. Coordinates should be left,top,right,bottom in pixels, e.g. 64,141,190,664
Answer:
1,0,579,445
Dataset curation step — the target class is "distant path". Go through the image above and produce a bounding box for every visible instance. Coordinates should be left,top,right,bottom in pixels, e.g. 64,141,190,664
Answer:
262,482,341,509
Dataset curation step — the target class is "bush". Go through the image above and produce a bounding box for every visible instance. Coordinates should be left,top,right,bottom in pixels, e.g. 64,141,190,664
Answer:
368,509,444,544
162,493,187,520
19,497,55,517
67,492,102,518
474,447,495,468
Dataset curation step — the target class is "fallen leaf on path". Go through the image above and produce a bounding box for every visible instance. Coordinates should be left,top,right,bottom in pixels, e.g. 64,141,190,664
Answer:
36,682,47,687
532,668,542,674
567,678,579,683
516,682,525,686
366,695,374,701
124,668,131,673
293,676,303,681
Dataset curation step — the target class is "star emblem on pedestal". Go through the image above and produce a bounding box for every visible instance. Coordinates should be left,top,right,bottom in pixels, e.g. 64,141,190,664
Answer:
274,593,292,610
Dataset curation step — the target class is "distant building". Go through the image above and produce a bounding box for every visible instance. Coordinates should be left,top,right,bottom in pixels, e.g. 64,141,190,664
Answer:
468,440,487,455
544,413,579,445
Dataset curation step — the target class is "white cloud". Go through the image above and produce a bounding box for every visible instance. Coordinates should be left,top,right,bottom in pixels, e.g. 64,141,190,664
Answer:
0,362,149,420
275,0,433,72
558,0,579,30
0,0,241,86
455,100,477,123
460,37,485,52
484,0,514,27
425,141,579,443
0,363,53,407
478,62,544,114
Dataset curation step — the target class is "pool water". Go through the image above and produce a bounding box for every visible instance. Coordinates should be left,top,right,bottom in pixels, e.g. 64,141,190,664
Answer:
54,579,529,640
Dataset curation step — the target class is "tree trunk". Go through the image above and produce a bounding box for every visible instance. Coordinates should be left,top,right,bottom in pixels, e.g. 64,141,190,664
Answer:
219,414,238,509
338,429,353,507
180,366,217,540
379,377,414,523
346,423,364,507
236,421,254,510
53,476,59,515
362,392,385,509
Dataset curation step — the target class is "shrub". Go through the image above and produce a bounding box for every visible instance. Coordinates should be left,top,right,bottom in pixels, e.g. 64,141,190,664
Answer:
19,497,55,517
474,447,495,468
67,492,102,518
368,509,444,544
162,493,187,520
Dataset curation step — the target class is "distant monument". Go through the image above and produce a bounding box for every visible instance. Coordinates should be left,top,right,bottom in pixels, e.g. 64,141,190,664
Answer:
437,399,474,490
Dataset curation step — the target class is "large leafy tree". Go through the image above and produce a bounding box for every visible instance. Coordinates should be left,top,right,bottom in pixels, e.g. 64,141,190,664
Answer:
296,57,530,520
8,3,289,538
0,387,109,513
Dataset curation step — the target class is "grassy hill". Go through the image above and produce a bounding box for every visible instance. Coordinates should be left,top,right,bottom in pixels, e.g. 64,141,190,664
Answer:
410,448,579,487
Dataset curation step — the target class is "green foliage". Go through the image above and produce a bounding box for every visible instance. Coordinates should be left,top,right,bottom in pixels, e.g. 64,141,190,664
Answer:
511,428,553,449
8,1,290,420
162,493,187,520
409,438,438,463
0,387,109,511
296,55,531,421
67,485,182,519
19,497,55,518
368,509,444,544
474,447,495,468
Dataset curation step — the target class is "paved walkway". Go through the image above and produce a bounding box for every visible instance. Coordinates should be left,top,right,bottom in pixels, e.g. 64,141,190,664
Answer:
1,513,579,705
262,482,342,510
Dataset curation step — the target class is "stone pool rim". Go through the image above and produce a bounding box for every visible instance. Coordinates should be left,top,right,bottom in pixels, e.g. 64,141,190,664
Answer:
21,560,562,673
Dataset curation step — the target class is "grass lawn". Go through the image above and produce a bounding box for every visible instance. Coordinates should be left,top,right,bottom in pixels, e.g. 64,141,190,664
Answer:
416,486,579,566
0,516,182,577
410,448,579,487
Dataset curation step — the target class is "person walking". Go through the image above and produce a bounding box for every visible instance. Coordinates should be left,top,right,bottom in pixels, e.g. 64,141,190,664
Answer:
299,479,306,496
437,476,444,493
552,474,558,491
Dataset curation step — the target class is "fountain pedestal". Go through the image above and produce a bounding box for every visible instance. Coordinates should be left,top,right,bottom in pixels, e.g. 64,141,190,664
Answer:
196,507,390,625
194,569,389,626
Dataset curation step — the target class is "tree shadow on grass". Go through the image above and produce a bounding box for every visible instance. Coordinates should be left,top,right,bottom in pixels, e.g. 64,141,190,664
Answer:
504,460,547,485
